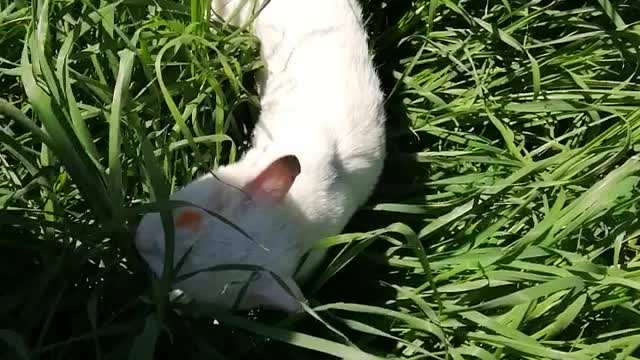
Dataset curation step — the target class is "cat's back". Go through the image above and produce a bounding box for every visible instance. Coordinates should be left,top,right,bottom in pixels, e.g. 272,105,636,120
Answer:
213,0,384,143
253,0,386,174
214,0,385,228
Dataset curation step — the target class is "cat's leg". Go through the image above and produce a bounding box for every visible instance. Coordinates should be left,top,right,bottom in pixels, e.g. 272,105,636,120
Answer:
210,0,268,27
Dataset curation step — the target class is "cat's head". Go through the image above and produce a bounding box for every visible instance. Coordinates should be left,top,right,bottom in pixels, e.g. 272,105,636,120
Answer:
134,155,304,309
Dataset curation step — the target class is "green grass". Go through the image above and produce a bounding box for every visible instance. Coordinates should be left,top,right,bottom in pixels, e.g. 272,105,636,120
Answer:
2,0,640,358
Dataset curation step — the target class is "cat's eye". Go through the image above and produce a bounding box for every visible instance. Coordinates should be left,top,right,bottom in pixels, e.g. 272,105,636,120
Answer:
176,208,203,230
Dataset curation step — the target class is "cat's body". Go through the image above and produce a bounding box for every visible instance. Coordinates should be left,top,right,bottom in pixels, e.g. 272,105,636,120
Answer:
135,0,385,312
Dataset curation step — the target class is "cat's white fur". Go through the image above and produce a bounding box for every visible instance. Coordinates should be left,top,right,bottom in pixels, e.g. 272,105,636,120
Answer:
135,0,385,312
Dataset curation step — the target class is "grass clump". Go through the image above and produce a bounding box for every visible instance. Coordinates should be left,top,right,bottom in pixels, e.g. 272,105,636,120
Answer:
2,0,640,359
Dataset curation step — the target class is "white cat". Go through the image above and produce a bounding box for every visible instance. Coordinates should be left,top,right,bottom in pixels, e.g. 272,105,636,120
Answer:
135,0,386,312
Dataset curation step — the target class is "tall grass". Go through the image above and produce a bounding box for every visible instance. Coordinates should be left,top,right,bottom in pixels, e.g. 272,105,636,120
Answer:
1,0,640,359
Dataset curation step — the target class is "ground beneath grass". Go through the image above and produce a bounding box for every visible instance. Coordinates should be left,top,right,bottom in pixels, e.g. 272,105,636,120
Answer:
1,0,640,359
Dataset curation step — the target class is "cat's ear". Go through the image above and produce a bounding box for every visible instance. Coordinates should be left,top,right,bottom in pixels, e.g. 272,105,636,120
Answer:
244,155,301,204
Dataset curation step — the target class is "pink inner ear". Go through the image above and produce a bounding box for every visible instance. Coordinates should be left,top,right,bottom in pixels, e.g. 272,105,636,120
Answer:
244,155,301,204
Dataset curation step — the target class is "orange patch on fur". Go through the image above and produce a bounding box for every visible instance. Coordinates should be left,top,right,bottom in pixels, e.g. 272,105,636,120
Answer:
176,208,202,230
